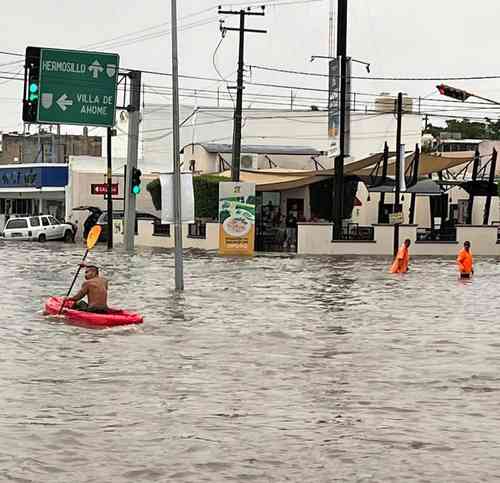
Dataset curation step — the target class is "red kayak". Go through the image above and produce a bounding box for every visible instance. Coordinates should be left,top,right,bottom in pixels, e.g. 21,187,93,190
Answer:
44,296,144,328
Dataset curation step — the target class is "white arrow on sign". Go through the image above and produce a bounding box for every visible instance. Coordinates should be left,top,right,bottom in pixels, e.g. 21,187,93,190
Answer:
56,94,73,111
89,60,104,79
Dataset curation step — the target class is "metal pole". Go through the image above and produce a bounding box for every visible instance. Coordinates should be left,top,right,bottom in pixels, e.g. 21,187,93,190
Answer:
408,144,420,225
171,0,184,291
106,127,113,250
231,10,245,182
333,0,348,240
393,92,403,257
123,70,141,251
378,142,389,223
57,124,61,163
467,147,480,225
483,148,497,225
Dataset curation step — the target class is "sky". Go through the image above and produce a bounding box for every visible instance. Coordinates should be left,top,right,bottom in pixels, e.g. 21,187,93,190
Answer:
1,0,500,139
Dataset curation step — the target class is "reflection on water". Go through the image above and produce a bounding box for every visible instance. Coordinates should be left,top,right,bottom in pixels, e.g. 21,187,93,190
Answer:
1,242,500,482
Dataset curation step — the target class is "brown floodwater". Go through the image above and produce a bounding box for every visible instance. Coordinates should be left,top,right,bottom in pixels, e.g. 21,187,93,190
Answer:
1,241,499,482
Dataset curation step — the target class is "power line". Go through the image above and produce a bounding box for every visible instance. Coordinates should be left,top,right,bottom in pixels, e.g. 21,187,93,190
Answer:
0,51,23,57
248,64,500,81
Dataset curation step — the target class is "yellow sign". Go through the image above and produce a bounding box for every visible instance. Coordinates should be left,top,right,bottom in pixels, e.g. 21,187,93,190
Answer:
219,182,255,256
389,212,404,225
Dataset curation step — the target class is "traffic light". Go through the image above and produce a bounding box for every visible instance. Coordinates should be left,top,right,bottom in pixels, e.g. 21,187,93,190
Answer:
23,47,41,123
436,84,470,102
131,167,142,195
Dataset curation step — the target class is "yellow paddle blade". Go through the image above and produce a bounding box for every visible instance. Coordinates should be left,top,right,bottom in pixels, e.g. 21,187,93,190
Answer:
86,225,102,250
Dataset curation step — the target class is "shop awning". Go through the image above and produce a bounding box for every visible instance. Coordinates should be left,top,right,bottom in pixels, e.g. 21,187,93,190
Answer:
366,178,442,196
219,169,330,191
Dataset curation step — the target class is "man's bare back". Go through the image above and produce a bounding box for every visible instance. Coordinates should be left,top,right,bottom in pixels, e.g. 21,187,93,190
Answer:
69,265,108,311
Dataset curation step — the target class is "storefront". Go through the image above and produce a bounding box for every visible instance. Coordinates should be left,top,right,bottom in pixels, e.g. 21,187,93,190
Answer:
0,164,68,220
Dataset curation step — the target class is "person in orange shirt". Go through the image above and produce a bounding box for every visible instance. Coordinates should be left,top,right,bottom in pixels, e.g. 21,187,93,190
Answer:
390,238,411,273
457,241,473,279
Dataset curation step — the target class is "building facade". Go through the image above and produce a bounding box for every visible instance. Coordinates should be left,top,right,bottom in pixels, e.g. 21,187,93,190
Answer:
0,129,102,165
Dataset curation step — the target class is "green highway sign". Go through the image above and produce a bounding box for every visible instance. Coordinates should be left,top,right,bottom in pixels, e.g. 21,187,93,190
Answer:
36,48,119,127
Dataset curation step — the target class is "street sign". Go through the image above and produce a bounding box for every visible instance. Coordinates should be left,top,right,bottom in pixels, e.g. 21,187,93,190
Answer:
91,183,118,195
389,212,404,225
35,47,119,127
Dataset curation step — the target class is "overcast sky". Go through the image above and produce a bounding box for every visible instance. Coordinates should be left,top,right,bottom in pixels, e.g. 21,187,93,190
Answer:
1,0,499,137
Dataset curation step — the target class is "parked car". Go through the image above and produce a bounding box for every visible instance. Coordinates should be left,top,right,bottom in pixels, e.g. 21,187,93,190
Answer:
0,215,74,242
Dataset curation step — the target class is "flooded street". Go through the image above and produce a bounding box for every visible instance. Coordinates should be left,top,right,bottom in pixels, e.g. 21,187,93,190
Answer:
1,242,500,482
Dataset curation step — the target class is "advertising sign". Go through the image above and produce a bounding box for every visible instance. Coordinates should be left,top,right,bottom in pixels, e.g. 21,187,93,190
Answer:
327,58,340,158
218,182,256,256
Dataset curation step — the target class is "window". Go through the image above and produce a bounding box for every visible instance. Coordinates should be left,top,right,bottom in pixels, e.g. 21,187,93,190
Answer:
29,217,40,227
188,221,206,239
48,216,60,225
153,222,170,237
41,217,50,227
6,219,28,229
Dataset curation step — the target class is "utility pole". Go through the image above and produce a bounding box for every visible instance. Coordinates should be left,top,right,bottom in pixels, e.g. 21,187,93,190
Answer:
106,127,114,250
218,6,266,182
123,70,141,251
171,0,184,291
333,0,348,240
393,92,403,257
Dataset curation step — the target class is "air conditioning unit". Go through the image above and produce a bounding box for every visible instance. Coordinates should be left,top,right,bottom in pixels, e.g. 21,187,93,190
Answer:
240,154,258,170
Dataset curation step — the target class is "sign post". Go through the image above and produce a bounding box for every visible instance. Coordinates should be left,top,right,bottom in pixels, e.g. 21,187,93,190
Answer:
24,46,119,127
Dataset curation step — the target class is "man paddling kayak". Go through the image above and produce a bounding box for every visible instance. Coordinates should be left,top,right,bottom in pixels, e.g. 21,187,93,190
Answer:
390,238,411,273
68,264,109,313
457,241,473,279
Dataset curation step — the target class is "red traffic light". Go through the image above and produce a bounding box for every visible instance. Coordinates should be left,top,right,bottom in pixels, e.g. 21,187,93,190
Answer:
436,84,470,102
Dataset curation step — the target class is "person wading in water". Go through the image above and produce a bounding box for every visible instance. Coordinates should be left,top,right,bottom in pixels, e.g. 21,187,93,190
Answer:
390,238,411,273
457,241,473,279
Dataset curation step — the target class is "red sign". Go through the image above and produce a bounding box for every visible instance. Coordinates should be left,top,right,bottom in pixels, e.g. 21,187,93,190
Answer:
91,183,118,195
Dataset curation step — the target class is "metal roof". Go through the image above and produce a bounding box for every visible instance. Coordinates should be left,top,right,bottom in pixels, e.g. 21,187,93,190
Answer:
199,143,323,156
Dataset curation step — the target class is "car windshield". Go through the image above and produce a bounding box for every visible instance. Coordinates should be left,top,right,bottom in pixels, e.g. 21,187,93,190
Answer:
48,216,59,225
6,219,28,229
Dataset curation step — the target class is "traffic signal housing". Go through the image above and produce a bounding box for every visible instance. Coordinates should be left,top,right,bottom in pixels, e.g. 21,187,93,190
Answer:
436,84,470,102
23,47,41,123
131,167,142,195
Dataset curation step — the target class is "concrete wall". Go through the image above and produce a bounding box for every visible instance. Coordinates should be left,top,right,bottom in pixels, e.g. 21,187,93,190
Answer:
113,220,219,250
66,161,160,223
298,223,499,256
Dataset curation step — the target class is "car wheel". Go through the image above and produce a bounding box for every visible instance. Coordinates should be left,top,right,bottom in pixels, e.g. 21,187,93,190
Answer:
38,234,46,243
63,230,73,242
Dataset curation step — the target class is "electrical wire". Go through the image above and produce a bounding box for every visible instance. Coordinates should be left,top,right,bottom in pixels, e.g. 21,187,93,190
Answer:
212,31,235,107
248,64,500,81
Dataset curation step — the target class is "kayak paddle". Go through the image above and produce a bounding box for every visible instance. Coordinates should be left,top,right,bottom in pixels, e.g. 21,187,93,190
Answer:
58,225,102,315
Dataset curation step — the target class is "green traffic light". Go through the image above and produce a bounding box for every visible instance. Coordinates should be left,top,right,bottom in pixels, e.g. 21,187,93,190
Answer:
132,185,141,195
29,83,38,94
